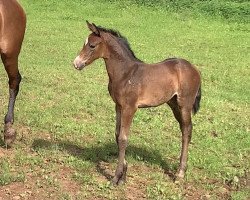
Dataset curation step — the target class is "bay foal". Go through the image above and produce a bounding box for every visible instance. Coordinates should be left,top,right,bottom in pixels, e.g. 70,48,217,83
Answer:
74,21,201,185
0,0,26,145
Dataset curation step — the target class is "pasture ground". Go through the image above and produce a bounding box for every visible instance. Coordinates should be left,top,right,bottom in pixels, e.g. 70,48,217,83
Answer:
0,0,249,199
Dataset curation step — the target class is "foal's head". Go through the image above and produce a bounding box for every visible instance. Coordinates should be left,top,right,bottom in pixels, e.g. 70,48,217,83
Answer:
73,21,108,70
74,21,140,70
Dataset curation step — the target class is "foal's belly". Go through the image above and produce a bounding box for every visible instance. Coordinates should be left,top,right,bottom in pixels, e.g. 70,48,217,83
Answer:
137,90,175,108
136,72,177,108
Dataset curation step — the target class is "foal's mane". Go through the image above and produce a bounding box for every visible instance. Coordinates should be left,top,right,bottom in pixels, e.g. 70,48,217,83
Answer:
97,25,141,61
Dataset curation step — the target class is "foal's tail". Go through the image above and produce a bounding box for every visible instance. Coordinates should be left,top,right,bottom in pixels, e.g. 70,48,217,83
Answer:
193,85,201,115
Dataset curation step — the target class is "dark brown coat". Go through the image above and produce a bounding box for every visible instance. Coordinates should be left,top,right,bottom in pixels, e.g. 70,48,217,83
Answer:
74,21,201,185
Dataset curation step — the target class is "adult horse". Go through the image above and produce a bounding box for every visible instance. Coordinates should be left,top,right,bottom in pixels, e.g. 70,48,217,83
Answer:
73,21,201,185
0,0,26,145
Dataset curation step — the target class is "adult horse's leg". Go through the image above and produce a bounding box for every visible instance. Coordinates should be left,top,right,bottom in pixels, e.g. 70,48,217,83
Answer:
1,53,22,145
112,105,136,185
168,97,192,179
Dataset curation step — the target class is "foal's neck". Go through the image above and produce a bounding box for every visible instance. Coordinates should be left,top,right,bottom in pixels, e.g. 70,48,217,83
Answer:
103,34,142,82
104,57,137,82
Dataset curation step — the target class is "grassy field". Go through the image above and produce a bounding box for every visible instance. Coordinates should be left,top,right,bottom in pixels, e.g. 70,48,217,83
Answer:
0,0,249,199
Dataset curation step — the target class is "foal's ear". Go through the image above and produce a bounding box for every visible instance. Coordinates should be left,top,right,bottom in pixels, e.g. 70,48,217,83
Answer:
86,20,100,36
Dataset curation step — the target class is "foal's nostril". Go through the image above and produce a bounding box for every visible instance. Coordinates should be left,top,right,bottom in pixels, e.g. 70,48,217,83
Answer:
73,61,77,68
73,56,80,67
73,57,80,69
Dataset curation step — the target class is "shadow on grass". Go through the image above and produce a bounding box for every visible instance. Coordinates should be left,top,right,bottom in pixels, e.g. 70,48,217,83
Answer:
0,136,8,149
0,137,5,146
32,139,177,181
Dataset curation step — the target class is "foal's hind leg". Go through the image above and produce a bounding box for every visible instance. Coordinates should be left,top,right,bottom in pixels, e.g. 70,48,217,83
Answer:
177,107,192,179
115,104,121,144
1,54,22,145
168,98,193,179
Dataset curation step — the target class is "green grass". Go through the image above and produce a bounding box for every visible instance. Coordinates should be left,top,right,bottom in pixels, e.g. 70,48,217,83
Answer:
0,0,249,199
99,0,250,23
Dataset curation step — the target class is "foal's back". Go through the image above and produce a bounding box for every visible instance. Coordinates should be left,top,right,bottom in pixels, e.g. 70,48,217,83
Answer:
158,58,200,89
135,58,200,108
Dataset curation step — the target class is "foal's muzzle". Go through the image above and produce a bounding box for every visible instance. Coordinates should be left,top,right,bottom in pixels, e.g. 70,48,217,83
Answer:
73,56,85,70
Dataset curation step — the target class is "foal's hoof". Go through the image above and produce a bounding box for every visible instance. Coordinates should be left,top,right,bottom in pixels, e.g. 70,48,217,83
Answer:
4,124,17,146
174,170,185,183
112,176,125,186
112,162,128,186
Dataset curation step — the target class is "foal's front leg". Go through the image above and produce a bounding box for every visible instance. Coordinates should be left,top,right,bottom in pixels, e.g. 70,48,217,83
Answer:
112,105,136,185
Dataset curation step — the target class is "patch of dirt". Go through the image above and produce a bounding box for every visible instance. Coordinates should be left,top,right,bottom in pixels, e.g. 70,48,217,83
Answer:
0,148,14,158
57,166,82,196
225,170,250,191
0,166,81,200
125,181,148,200
183,184,211,200
96,161,150,199
183,178,231,200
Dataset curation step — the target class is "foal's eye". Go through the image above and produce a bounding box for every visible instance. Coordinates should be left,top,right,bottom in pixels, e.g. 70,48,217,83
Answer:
89,44,96,49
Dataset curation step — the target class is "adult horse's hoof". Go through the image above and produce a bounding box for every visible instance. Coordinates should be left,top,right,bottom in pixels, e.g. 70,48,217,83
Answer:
4,123,17,146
